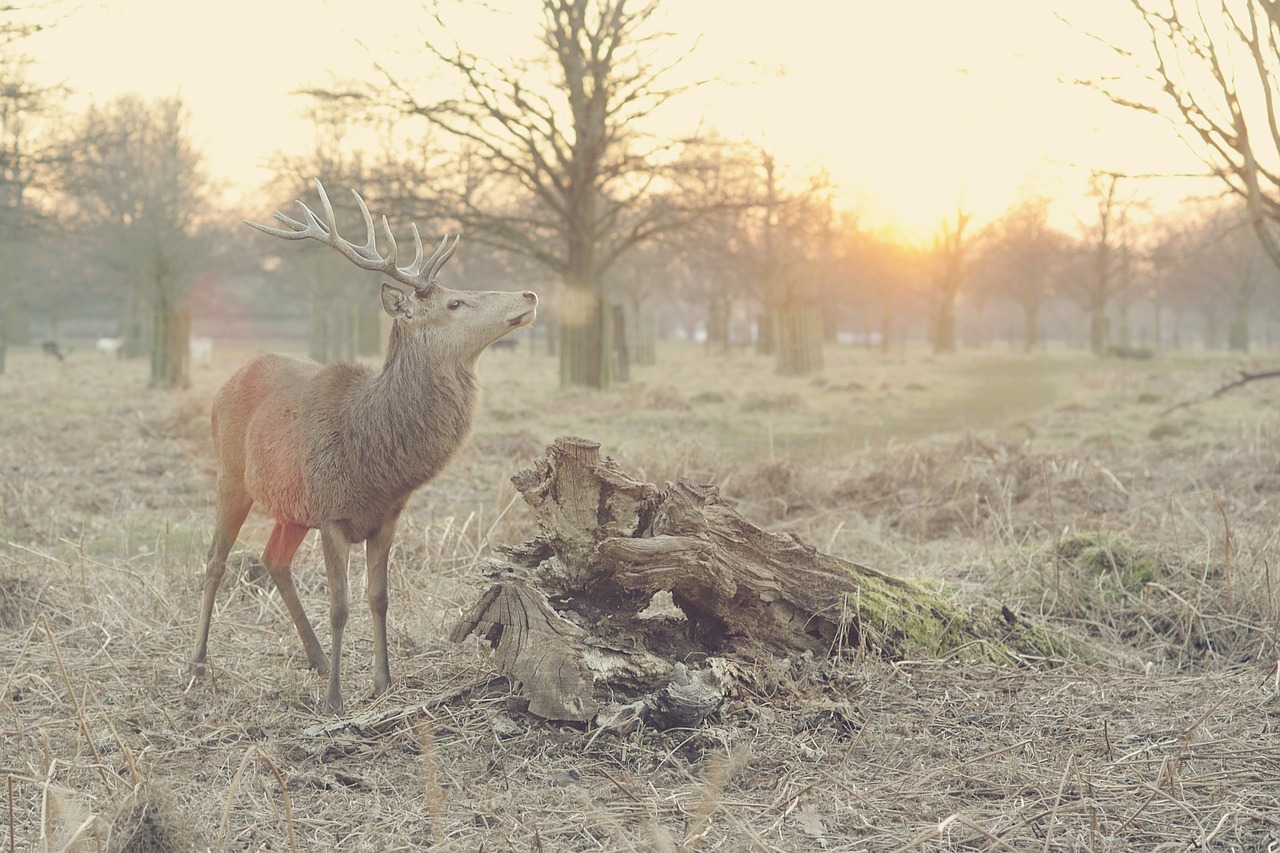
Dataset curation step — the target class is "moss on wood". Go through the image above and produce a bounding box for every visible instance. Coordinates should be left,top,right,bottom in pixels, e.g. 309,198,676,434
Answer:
455,436,1074,724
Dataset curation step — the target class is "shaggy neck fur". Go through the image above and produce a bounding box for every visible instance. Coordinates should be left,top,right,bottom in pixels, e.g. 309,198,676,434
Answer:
348,321,480,499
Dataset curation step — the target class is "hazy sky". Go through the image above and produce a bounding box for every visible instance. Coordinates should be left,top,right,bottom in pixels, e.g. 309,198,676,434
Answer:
22,0,1208,238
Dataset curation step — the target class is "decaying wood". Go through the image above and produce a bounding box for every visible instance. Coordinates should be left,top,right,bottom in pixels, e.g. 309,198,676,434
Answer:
454,436,1068,727
449,577,599,721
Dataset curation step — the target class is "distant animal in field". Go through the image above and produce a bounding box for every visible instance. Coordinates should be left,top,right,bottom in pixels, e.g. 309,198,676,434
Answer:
189,336,213,367
189,179,538,713
96,337,124,358
41,341,64,361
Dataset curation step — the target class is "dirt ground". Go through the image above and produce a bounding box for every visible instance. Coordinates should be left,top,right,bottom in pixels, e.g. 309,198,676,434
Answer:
2,343,1279,851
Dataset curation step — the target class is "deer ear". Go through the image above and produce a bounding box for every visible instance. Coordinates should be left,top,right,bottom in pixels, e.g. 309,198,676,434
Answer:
380,283,411,319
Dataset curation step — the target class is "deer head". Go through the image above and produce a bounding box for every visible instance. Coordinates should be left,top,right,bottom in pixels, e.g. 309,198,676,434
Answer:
246,179,537,360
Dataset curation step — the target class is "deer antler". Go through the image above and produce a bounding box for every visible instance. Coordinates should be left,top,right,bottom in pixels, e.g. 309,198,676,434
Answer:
245,179,459,293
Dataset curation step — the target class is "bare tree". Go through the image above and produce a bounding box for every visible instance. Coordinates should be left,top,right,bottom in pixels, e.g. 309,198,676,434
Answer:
835,227,921,355
1104,1,1280,270
1189,200,1280,350
662,136,764,352
0,0,73,372
62,94,211,388
0,54,64,372
1,0,71,46
1062,173,1141,355
1145,215,1194,351
927,207,972,354
358,0,701,388
978,196,1069,352
756,153,832,376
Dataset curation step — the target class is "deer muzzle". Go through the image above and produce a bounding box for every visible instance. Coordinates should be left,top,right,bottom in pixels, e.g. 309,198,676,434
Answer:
507,291,539,327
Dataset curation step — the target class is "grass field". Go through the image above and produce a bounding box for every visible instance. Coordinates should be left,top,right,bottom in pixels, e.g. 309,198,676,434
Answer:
3,339,1280,851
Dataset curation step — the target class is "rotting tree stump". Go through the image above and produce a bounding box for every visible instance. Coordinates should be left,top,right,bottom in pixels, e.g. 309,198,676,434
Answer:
452,436,1067,728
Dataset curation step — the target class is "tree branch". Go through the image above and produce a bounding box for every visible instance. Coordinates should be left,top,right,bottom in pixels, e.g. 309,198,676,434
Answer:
1161,366,1280,414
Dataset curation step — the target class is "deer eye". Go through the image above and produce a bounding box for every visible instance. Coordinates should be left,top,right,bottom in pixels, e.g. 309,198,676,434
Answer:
447,299,463,310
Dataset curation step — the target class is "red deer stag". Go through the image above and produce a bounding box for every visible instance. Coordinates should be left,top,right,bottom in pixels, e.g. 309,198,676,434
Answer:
190,180,537,713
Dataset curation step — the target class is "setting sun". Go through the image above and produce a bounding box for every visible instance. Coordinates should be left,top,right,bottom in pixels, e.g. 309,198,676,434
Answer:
21,0,1209,239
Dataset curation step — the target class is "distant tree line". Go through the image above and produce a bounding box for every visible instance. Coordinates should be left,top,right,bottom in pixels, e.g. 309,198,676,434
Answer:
6,0,1280,390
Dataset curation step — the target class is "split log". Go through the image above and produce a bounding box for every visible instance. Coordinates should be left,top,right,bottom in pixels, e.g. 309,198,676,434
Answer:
453,436,1068,726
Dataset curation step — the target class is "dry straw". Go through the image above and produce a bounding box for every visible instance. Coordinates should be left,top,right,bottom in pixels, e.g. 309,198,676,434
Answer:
3,346,1280,848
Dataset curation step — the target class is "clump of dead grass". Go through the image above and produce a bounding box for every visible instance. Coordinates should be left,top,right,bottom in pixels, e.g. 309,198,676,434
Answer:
106,784,196,853
1001,530,1280,669
739,390,805,413
721,459,816,524
0,570,48,630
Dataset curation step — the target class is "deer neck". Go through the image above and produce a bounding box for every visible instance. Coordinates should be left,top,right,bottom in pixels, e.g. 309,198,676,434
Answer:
361,323,480,475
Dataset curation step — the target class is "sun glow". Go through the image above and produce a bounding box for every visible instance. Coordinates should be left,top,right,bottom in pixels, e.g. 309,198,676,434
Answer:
22,0,1209,240
671,1,1208,240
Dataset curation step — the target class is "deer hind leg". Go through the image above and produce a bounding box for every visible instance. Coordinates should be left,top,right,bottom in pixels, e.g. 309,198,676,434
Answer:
190,483,253,676
364,515,402,698
261,521,328,676
319,523,353,714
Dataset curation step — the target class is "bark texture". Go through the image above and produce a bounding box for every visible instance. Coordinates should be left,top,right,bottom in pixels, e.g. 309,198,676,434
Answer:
454,437,1067,726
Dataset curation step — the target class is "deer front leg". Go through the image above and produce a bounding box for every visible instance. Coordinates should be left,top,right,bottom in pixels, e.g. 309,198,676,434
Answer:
190,489,253,676
364,514,402,698
319,523,353,714
261,521,327,676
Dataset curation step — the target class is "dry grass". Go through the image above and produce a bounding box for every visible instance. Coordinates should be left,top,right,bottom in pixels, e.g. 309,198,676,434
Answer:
3,341,1280,850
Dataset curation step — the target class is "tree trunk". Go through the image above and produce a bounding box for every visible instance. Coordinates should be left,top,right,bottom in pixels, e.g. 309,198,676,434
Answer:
755,311,775,355
773,304,824,376
124,289,147,360
879,296,892,354
1090,305,1109,355
967,299,987,349
1117,303,1132,350
309,296,331,363
357,300,382,357
151,304,190,389
0,292,27,349
1204,312,1223,349
1153,299,1163,353
1022,302,1040,352
706,297,730,354
628,304,656,366
612,303,630,384
1228,301,1250,352
540,311,557,357
932,296,957,354
311,299,363,364
453,437,1071,727
0,276,12,373
560,285,611,388
333,302,355,363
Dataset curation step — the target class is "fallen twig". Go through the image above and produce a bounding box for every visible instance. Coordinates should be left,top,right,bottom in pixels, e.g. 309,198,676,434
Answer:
1162,367,1280,415
302,677,507,738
